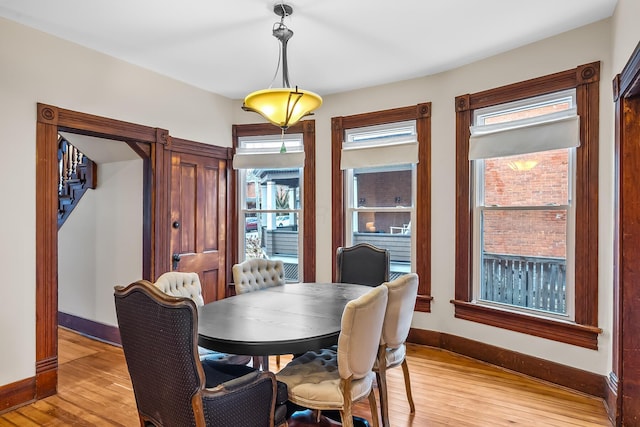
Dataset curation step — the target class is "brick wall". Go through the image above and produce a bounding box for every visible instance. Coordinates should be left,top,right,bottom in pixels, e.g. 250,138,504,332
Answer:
356,169,411,233
483,149,568,258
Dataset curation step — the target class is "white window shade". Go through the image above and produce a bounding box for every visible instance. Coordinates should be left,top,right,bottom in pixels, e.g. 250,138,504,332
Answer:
469,111,580,160
340,141,418,169
233,151,305,169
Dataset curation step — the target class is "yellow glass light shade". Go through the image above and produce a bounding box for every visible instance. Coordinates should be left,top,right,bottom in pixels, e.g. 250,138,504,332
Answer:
242,87,322,130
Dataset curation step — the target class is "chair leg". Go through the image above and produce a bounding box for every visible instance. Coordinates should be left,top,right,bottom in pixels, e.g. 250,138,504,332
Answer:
339,410,354,427
376,345,391,427
376,369,390,427
400,358,415,413
276,354,281,366
340,377,355,427
368,389,380,427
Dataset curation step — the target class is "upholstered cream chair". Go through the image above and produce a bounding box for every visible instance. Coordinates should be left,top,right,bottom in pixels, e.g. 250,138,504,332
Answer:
375,273,419,427
154,271,252,366
276,285,388,427
232,259,286,368
232,259,285,295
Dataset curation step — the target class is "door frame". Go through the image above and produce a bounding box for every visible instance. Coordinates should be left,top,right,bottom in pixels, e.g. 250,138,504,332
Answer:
612,41,640,425
34,103,170,399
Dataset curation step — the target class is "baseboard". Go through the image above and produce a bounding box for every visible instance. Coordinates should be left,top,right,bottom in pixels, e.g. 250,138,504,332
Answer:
408,328,607,399
604,371,619,425
58,312,121,345
0,376,35,414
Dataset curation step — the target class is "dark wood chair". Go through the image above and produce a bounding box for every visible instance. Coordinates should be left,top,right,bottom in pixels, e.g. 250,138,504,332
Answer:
114,280,288,427
336,243,390,287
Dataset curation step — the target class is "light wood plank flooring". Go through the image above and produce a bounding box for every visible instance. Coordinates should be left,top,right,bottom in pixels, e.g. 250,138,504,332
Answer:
0,328,611,426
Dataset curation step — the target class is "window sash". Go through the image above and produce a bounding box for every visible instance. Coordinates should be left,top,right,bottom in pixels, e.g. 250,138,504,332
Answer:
344,165,417,271
472,149,576,320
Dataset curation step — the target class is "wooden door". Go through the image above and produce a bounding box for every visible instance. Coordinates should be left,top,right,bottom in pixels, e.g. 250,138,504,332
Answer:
170,149,228,303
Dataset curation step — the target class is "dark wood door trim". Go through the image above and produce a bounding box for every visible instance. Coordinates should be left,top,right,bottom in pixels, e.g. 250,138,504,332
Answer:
611,41,640,426
34,103,166,400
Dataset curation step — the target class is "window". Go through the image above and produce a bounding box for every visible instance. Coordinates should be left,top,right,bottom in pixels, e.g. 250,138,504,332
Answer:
343,121,417,280
232,121,316,284
454,63,601,349
331,103,432,312
236,134,303,281
471,89,578,319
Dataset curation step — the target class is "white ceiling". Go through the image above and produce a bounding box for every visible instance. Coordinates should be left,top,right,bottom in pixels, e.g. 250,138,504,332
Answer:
0,0,618,100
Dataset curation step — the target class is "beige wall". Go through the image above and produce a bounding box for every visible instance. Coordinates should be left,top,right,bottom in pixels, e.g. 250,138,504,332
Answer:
58,159,143,326
235,18,617,375
0,17,234,386
2,0,638,390
612,0,640,73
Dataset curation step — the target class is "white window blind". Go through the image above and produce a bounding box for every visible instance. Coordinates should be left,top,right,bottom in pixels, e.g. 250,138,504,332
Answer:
233,134,304,169
469,90,579,160
341,120,418,169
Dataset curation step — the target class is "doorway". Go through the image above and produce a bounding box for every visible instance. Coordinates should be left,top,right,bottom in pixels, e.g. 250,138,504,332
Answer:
35,103,168,399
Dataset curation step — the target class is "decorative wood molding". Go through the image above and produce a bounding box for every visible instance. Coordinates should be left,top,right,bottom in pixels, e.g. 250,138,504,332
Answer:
451,299,601,349
0,377,35,414
577,62,600,85
613,40,640,425
605,371,619,426
330,104,432,311
34,103,160,409
407,328,607,399
453,63,601,346
37,104,58,124
455,95,469,112
230,120,317,284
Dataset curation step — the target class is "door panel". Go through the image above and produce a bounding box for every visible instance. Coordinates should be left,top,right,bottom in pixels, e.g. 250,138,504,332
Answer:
171,151,227,303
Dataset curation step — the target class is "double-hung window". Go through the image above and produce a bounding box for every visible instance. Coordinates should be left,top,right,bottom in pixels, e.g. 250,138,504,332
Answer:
331,103,432,312
470,89,578,318
342,121,418,280
454,63,601,349
234,133,305,282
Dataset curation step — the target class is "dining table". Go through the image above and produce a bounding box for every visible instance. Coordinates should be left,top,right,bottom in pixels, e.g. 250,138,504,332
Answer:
197,281,373,427
197,282,371,368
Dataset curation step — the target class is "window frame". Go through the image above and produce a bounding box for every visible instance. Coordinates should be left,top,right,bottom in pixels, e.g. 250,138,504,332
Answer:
332,103,432,312
453,63,602,349
230,121,316,287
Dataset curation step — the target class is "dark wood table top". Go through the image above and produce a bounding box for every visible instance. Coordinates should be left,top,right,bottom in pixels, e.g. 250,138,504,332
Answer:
197,282,370,357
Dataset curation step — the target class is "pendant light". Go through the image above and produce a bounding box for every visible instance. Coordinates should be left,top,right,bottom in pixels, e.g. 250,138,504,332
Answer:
242,3,322,132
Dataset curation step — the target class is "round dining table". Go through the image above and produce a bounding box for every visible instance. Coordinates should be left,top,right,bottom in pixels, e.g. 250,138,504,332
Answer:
197,282,371,360
197,282,374,427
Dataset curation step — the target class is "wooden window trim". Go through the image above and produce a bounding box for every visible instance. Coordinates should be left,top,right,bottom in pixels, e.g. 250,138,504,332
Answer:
453,63,601,349
331,103,432,312
230,121,316,284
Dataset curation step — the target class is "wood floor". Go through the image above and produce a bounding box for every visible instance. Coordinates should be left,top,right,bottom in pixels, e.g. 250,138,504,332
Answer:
0,328,611,426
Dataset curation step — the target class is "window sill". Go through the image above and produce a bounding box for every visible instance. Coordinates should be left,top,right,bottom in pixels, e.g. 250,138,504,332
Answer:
415,294,432,312
451,299,601,349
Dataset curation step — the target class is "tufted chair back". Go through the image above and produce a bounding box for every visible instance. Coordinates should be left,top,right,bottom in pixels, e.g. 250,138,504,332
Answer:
232,259,285,294
336,243,390,287
337,284,388,380
154,271,205,306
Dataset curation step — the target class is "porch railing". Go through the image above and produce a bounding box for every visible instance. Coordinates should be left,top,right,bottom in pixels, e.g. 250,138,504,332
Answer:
480,253,566,314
